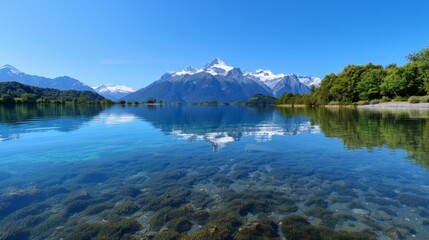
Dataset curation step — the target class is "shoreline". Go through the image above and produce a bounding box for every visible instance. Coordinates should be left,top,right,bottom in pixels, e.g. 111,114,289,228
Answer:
357,102,429,109
277,102,429,110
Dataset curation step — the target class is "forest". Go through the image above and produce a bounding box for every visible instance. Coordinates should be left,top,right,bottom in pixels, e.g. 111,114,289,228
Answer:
278,47,429,105
0,81,112,104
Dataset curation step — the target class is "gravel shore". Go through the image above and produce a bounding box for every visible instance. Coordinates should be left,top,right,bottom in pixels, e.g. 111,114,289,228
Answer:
358,102,429,109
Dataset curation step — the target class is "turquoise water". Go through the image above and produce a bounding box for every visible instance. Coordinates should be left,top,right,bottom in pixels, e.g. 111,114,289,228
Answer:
0,105,428,239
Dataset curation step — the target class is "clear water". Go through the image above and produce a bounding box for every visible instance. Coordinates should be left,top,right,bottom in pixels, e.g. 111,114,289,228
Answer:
0,105,428,240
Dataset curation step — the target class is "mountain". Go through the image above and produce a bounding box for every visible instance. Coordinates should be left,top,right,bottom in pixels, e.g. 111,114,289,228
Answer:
0,81,105,102
92,84,136,100
172,58,234,76
123,71,273,103
123,59,273,103
123,58,318,103
298,76,322,87
0,65,95,92
244,70,311,97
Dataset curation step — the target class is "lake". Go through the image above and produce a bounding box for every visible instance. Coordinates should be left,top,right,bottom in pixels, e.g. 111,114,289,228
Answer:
0,105,428,240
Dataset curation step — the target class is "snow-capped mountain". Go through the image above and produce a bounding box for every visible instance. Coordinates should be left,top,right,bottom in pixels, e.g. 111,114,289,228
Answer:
172,57,233,77
245,70,311,97
0,64,22,74
298,76,322,87
123,58,319,103
0,64,96,92
92,84,136,100
245,69,286,82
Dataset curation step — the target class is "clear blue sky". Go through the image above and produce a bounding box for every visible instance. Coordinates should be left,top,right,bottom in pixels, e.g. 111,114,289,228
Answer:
1,0,428,89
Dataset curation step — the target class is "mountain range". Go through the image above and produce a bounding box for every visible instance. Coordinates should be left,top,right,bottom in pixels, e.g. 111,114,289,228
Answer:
123,58,320,103
0,60,320,103
0,64,136,101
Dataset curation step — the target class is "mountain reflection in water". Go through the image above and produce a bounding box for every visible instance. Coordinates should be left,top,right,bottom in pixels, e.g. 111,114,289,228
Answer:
0,105,429,239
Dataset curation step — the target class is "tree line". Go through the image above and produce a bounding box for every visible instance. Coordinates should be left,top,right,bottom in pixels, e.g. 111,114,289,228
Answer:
0,81,113,105
278,47,429,105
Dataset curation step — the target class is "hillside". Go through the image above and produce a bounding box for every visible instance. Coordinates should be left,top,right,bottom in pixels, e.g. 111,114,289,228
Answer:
237,94,277,106
0,64,95,92
0,81,105,103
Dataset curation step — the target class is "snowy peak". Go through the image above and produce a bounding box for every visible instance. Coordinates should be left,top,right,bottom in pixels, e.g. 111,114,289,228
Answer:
173,66,199,76
203,57,226,68
123,58,321,102
246,69,321,87
93,84,136,93
245,69,286,82
298,76,322,87
202,57,233,76
173,58,234,77
0,64,22,74
92,84,136,100
185,66,198,72
167,58,319,97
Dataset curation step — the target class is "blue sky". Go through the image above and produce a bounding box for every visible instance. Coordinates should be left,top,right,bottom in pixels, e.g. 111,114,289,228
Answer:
1,0,428,89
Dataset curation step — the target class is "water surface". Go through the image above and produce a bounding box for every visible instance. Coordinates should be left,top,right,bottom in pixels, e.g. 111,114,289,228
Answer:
1,105,428,240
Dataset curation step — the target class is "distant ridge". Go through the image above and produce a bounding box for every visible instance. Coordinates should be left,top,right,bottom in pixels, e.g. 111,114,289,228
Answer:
92,84,136,100
0,64,95,93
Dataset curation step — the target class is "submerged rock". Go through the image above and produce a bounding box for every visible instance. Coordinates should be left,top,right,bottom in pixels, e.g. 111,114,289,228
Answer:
78,171,108,183
352,208,369,216
399,194,429,208
166,216,192,233
234,219,279,240
384,227,403,240
0,226,30,240
279,214,377,240
377,210,392,220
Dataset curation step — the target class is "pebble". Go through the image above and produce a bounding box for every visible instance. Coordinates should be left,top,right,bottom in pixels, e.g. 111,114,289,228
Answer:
370,211,383,221
378,210,392,220
352,208,369,215
384,228,402,240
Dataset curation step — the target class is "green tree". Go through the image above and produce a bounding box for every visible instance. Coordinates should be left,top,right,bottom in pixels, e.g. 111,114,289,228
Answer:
380,66,406,97
310,85,316,94
356,68,386,100
407,47,429,94
315,73,337,105
20,93,38,103
330,65,370,103
0,94,15,105
401,63,425,96
146,98,156,104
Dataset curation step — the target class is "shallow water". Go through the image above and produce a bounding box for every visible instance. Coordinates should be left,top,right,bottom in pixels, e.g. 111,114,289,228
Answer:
0,105,428,240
